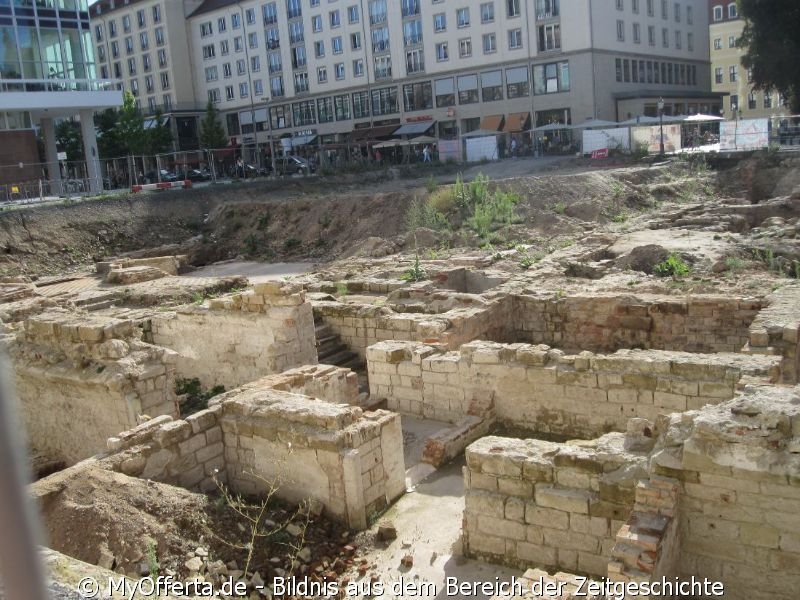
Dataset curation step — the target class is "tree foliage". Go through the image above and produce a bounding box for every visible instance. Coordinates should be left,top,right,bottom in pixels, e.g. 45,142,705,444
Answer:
199,100,228,149
739,0,800,112
54,120,84,161
94,91,173,158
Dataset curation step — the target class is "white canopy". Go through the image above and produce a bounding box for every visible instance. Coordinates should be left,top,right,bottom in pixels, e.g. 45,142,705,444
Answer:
683,113,725,122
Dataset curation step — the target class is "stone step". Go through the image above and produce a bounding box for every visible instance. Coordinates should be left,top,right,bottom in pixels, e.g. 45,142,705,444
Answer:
316,334,340,347
320,349,359,366
318,341,347,358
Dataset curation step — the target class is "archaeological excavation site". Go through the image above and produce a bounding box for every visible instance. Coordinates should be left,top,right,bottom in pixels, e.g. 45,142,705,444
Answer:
2,154,800,599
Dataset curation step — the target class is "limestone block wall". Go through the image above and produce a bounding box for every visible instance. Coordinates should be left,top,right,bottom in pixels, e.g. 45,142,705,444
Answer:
104,409,225,492
312,296,510,360
747,284,800,383
220,388,405,529
367,340,780,438
241,364,360,405
463,434,648,577
9,310,179,467
147,282,317,390
513,294,762,354
649,385,800,600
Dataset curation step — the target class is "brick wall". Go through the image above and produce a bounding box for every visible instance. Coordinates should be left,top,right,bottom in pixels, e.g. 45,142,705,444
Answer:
367,340,780,438
747,284,800,383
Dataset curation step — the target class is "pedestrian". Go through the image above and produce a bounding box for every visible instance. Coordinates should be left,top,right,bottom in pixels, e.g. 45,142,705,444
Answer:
375,149,382,165
510,137,518,157
423,145,431,163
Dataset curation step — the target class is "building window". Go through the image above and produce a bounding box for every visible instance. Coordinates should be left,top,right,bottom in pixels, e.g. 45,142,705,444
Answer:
246,8,256,24
148,96,157,112
403,81,433,112
160,72,170,90
662,27,668,47
457,74,478,104
353,59,364,76
748,92,757,110
143,54,151,71
137,9,146,28
127,58,136,75
223,63,232,78
616,20,625,41
483,33,497,54
269,52,283,73
209,89,221,104
158,49,167,67
129,80,139,98
728,2,737,18
508,29,523,49
728,35,737,48
633,23,641,43
155,27,165,46
271,76,285,97
152,5,161,23
506,65,530,98
675,30,681,49
200,21,212,37
140,32,149,50
661,0,668,19
205,66,218,82
97,45,106,61
332,36,343,54
335,94,351,120
730,94,738,112
111,41,119,59
714,37,722,50
287,0,303,19
202,44,215,59
123,15,131,33
291,46,307,69
434,13,446,32
687,32,693,51
350,32,362,50
507,0,521,18
318,66,327,83
406,49,425,73
713,6,722,21
330,10,341,28
266,28,280,49
294,72,310,93
457,8,470,28
315,40,325,57
648,25,655,46
434,77,455,107
481,2,494,23
312,15,322,32
616,0,623,10
374,56,392,79
764,92,772,109
95,25,103,42
220,40,229,55
371,87,398,116
632,0,639,13
240,82,249,98
234,37,243,52
729,65,738,82
232,12,241,28
348,5,359,23
481,70,503,102
536,0,559,19
404,19,423,46
459,38,472,58
335,62,345,79
534,60,569,94
674,2,680,21
254,79,264,96
686,5,692,24
436,42,448,61
251,56,261,71
538,24,561,51
352,90,370,118
125,37,134,54
317,96,334,123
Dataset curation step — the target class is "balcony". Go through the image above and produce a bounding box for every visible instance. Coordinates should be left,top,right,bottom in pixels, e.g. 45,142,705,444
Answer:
372,40,390,54
374,67,392,79
370,12,387,25
401,1,420,18
404,34,422,47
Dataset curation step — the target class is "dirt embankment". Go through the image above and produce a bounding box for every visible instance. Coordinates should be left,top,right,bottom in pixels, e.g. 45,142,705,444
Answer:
0,160,752,279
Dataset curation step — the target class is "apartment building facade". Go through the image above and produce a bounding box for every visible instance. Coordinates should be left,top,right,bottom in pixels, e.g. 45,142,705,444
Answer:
90,0,204,149
0,0,122,190
709,0,789,120
182,0,718,149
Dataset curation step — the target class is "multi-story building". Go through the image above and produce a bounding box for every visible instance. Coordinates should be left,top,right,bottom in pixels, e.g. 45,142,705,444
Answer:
90,0,205,149
184,0,720,150
0,0,122,191
709,0,789,120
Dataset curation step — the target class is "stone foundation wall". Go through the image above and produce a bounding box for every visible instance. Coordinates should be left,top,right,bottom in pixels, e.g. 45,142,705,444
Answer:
649,385,800,600
147,282,317,390
367,340,780,438
463,434,647,577
747,284,800,383
312,297,509,360
242,364,360,405
220,388,404,528
9,310,179,466
513,294,762,354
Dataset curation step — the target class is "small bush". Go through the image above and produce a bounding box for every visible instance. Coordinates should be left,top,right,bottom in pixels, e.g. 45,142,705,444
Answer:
428,186,456,213
654,253,691,278
283,237,302,250
425,174,438,194
400,254,427,282
175,377,225,416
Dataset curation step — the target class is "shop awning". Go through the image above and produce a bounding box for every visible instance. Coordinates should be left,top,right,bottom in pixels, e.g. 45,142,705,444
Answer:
288,134,318,147
503,112,531,133
393,121,435,136
350,124,400,142
479,114,504,132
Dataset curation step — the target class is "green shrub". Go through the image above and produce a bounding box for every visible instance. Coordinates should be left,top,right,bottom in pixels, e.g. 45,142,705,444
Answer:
428,186,456,213
654,253,691,278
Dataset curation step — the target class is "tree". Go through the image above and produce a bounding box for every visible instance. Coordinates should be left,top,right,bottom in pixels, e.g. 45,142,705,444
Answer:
115,90,148,156
54,120,84,162
198,99,228,149
738,0,800,112
147,109,173,154
95,108,122,159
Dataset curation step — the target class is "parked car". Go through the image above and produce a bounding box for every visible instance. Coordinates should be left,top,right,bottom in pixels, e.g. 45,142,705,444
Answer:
183,168,213,182
244,163,270,177
143,169,179,183
277,155,312,175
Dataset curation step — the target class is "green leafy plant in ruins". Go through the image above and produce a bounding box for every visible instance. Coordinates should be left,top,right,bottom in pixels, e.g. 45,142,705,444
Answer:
175,377,225,416
144,539,160,576
653,253,692,278
401,252,427,282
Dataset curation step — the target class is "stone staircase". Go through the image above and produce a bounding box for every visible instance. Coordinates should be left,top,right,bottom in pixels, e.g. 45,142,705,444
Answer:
315,318,363,371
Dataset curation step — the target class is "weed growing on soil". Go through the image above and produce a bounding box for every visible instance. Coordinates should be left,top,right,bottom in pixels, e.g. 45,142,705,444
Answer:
145,540,160,575
335,282,348,297
425,175,438,194
175,377,225,416
211,468,310,578
401,253,427,282
654,253,692,278
552,202,566,215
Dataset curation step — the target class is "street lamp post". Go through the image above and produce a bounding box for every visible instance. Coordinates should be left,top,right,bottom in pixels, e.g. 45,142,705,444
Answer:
658,97,665,156
264,97,276,175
